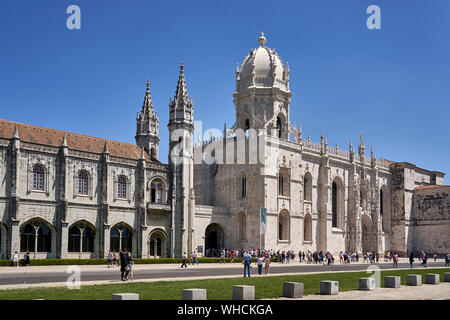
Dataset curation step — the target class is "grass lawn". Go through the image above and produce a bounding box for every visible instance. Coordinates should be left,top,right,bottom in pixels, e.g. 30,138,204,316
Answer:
0,268,448,300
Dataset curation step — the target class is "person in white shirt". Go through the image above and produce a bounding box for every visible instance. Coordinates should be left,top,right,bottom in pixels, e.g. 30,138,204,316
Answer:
12,251,19,267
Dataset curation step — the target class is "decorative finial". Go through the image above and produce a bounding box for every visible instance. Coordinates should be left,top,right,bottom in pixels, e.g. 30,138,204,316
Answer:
360,132,363,144
62,133,67,147
258,32,266,46
180,61,184,72
103,141,109,154
146,80,150,91
141,147,146,160
13,124,20,139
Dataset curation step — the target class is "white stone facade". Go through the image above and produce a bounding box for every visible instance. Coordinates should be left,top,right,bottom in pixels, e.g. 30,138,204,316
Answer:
0,33,448,260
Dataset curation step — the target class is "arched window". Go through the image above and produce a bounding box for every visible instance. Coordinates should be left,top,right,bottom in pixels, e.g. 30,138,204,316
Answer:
244,119,250,132
32,165,45,190
278,210,290,241
278,175,284,196
150,148,156,159
20,224,35,252
304,172,312,202
110,224,133,253
150,232,165,257
276,117,282,138
241,176,247,198
156,184,162,204
304,213,312,242
68,226,81,253
78,171,88,195
20,221,52,253
332,182,337,228
380,189,384,216
237,212,246,240
150,183,156,203
37,224,51,252
68,224,95,253
117,176,127,199
150,179,165,204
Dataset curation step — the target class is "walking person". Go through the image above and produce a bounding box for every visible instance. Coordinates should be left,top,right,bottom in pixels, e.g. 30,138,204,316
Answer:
112,250,118,267
107,249,113,268
264,254,270,275
24,250,30,266
181,252,188,268
445,253,450,267
126,251,134,280
243,250,251,278
119,249,129,281
256,255,263,275
12,251,19,267
193,251,199,266
409,252,414,269
393,253,398,268
422,252,428,267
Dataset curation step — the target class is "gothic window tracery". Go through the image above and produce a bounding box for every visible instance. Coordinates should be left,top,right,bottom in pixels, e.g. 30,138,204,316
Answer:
32,165,45,191
77,171,88,195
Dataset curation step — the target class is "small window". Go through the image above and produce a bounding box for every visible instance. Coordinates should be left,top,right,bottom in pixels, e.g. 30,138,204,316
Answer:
157,184,162,204
151,183,156,203
33,165,45,191
241,177,247,198
118,176,127,199
78,172,88,195
276,117,282,138
278,175,284,196
244,119,250,132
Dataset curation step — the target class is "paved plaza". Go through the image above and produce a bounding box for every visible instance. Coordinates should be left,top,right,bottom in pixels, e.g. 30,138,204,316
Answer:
0,258,447,291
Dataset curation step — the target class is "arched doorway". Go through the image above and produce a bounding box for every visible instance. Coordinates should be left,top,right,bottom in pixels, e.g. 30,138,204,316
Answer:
205,223,224,257
149,229,167,258
361,214,372,252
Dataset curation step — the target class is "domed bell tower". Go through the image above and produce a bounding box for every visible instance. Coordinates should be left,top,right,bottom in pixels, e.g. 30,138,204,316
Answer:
233,32,292,139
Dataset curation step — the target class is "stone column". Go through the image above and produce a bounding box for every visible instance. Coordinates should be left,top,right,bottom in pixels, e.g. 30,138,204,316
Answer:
9,127,20,259
100,143,109,258
57,135,69,259
317,155,330,252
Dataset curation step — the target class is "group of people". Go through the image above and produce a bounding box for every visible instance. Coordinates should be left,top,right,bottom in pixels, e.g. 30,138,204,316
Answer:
107,249,134,281
180,251,200,268
11,250,31,267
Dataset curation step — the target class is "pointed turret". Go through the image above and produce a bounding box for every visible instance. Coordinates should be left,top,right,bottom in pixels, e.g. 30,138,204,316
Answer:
136,80,160,159
169,62,194,128
174,62,189,107
349,139,355,163
358,132,365,160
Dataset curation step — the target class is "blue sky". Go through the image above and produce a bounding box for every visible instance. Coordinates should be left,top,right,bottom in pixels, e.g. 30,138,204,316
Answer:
0,0,449,183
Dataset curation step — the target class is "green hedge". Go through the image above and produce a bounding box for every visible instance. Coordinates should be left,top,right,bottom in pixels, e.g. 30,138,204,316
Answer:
0,257,258,267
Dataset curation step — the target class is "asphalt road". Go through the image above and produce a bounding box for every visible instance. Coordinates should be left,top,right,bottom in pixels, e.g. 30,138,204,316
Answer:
0,261,445,286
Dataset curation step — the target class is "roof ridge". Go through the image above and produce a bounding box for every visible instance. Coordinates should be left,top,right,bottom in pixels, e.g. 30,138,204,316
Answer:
0,118,141,148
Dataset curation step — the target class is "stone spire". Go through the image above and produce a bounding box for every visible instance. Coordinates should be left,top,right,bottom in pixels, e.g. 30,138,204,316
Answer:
174,62,189,107
136,80,160,159
169,62,194,128
349,139,355,163
142,80,154,115
358,132,365,160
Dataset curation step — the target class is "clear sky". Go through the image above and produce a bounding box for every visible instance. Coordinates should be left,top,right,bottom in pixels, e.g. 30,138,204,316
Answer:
0,0,449,183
